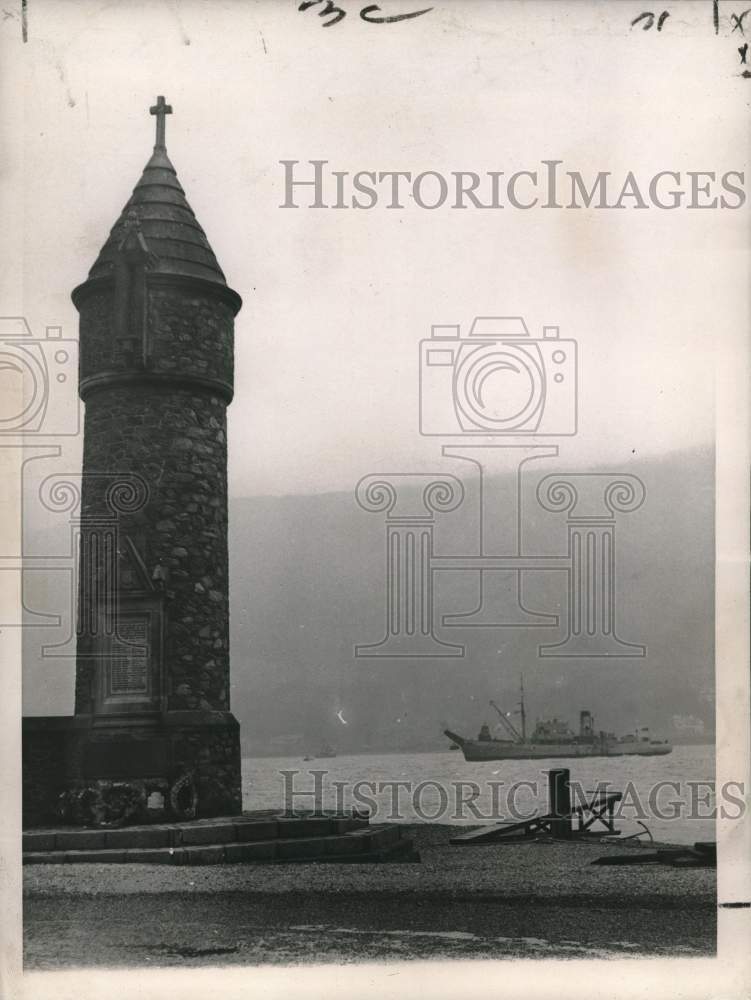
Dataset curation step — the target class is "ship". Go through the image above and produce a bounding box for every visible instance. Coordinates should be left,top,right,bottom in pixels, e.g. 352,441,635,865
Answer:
444,679,672,761
303,741,337,760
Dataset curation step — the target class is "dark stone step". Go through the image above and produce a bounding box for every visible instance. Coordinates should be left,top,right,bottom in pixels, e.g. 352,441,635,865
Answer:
22,824,416,866
23,812,371,854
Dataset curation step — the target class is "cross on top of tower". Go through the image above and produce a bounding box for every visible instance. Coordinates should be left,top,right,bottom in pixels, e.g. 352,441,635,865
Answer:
149,95,172,149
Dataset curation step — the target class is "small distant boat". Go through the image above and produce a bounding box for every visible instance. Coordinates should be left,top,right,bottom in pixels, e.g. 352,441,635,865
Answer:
303,755,315,761
445,677,673,762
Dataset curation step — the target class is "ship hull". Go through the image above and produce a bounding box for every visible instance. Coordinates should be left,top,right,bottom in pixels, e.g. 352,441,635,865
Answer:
444,730,672,762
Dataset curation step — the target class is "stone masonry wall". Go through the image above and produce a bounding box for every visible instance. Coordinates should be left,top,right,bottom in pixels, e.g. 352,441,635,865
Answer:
79,286,234,386
75,282,234,716
75,384,230,713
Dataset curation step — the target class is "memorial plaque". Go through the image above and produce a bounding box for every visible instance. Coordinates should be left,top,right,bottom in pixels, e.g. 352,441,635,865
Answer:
92,598,162,716
108,615,150,699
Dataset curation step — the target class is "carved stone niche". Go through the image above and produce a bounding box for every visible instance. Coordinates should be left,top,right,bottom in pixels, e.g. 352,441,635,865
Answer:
92,596,164,718
89,536,166,721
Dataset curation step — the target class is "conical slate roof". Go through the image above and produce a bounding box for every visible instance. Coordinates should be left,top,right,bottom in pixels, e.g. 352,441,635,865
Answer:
87,145,227,286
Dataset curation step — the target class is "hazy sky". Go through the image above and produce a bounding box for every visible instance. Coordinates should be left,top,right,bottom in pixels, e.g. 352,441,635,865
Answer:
9,0,750,496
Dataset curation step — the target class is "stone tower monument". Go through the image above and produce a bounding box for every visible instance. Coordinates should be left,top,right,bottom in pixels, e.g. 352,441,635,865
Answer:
69,97,243,821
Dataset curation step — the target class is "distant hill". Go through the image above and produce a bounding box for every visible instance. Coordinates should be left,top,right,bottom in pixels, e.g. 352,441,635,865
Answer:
21,448,714,752
227,448,714,754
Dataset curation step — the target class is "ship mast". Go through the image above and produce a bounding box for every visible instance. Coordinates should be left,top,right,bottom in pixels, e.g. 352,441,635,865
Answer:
519,674,527,742
489,700,523,743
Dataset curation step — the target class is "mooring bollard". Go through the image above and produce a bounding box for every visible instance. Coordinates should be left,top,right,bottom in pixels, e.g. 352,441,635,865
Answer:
548,768,572,839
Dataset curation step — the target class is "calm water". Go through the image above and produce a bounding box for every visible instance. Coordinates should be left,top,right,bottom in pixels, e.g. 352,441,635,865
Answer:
243,745,718,845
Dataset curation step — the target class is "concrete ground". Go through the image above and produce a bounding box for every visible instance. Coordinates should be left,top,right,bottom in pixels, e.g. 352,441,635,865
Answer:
23,826,716,967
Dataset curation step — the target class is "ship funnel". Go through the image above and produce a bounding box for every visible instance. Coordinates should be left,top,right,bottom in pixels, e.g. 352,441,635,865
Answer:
580,710,593,737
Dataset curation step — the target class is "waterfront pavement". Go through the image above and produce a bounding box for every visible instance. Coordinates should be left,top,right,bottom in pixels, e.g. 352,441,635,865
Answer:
23,825,716,967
